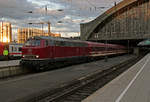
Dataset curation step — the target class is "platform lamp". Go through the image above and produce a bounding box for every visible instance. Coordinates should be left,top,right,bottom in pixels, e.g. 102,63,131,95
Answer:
27,10,45,36
27,7,63,36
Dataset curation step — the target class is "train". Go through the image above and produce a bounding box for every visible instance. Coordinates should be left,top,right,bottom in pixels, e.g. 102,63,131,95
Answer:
138,39,150,47
20,36,127,71
9,43,23,59
0,42,9,60
0,42,23,60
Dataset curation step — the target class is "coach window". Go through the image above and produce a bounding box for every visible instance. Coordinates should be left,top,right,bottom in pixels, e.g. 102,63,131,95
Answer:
51,40,55,46
19,47,22,51
12,47,13,51
101,47,105,51
52,40,56,46
66,42,70,46
55,41,58,46
48,40,51,46
60,41,65,46
45,40,48,46
56,41,61,46
76,42,80,47
15,47,17,51
71,42,74,47
36,40,41,46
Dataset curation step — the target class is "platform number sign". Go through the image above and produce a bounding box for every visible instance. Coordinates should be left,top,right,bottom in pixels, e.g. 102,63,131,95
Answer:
3,49,8,56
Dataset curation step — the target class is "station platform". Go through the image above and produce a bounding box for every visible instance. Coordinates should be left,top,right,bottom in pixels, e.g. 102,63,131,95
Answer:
0,55,135,102
82,54,150,102
0,60,20,68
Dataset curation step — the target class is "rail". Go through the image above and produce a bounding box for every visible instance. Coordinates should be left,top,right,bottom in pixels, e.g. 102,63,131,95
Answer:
14,54,144,102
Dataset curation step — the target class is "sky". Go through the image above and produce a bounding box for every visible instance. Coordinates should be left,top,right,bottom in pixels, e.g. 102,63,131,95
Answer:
0,0,122,40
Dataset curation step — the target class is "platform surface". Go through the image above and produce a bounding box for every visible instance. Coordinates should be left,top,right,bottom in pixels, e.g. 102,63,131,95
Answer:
82,54,150,102
0,55,134,102
0,60,20,67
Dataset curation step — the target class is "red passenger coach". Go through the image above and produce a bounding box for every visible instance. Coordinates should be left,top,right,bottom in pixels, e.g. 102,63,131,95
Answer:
9,43,23,59
0,42,8,60
20,36,127,71
86,41,127,57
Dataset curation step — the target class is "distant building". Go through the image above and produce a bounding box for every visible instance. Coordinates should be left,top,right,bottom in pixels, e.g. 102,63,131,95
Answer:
45,32,61,37
18,28,61,43
0,22,12,42
18,28,45,43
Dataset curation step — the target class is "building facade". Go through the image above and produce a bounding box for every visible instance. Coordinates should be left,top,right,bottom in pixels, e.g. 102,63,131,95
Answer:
18,28,45,43
18,28,61,43
0,22,12,42
80,0,150,41
45,33,61,37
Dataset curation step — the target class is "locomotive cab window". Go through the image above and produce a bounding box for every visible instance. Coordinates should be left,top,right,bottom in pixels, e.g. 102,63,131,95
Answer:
25,40,41,46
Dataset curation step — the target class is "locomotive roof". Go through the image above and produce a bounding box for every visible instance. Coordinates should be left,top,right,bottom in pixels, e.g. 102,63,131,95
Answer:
29,36,125,48
31,36,86,43
28,36,88,47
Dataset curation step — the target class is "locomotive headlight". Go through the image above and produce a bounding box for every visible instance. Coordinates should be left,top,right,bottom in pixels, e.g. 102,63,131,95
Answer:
36,55,39,58
22,55,25,58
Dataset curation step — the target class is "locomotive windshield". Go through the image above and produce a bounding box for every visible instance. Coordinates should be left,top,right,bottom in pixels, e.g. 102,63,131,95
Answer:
25,40,41,46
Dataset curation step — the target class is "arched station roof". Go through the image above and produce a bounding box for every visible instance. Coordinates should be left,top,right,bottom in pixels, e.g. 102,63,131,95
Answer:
80,0,139,40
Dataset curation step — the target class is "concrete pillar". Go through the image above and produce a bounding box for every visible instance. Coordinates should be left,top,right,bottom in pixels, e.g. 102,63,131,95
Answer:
133,47,139,55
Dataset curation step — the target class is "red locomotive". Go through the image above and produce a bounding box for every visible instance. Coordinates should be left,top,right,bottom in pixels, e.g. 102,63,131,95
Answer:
20,36,127,70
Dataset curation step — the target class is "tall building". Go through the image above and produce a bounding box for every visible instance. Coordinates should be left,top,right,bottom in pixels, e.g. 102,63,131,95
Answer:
0,22,12,42
45,32,61,37
18,28,61,44
18,28,45,43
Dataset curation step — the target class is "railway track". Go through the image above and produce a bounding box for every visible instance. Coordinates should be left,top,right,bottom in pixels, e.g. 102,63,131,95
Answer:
0,55,131,80
21,55,143,102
